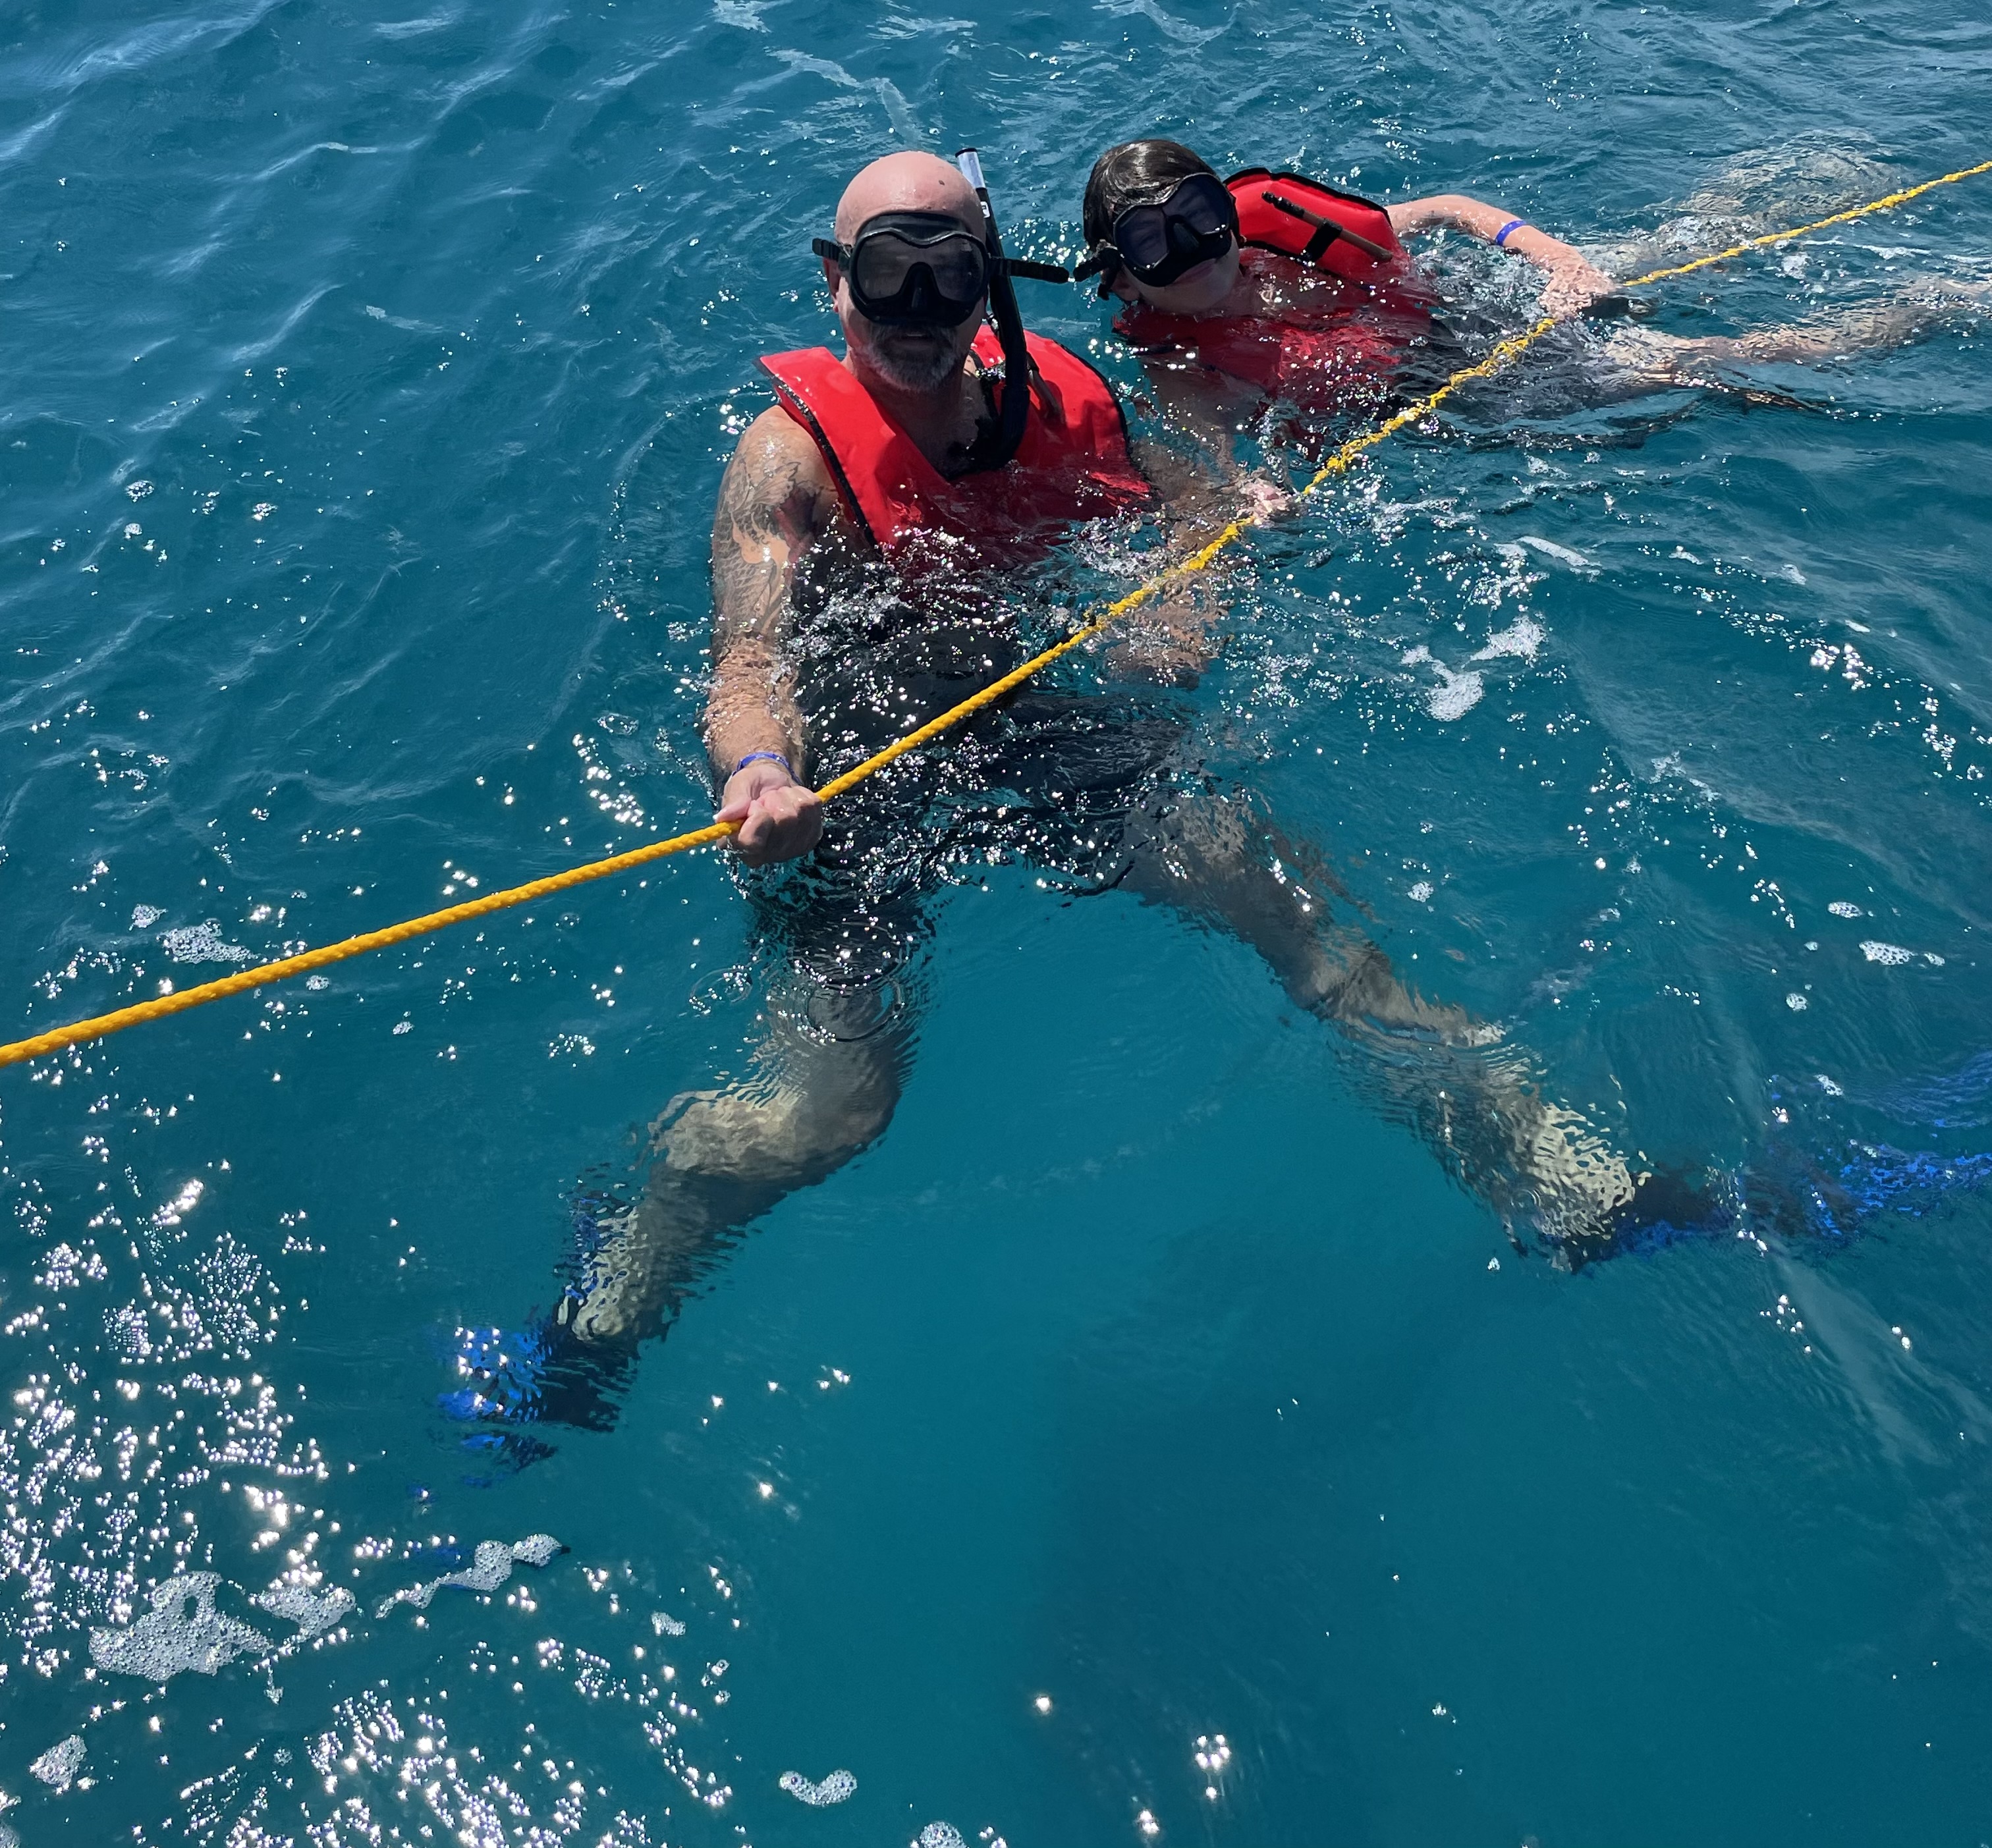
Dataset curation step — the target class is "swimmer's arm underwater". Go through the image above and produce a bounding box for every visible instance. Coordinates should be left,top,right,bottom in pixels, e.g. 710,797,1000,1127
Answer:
706,407,841,866
1387,194,1617,316
1102,431,1275,688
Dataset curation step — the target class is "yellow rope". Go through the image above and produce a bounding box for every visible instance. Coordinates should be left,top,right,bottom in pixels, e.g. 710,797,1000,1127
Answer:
0,823,738,1069
5,156,1987,1072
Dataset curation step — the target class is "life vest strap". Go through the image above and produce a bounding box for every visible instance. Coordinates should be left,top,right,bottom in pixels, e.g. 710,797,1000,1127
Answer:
1261,190,1397,265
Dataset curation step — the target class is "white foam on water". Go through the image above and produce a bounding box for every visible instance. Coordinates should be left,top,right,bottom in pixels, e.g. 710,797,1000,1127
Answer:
130,904,165,929
158,921,254,965
651,1610,686,1637
252,1582,355,1639
30,1735,84,1788
1428,666,1484,721
1828,900,1865,918
780,1768,856,1805
1516,534,1594,572
917,1825,966,1848
1860,941,1912,965
375,1534,564,1617
90,1573,269,1681
1472,616,1544,662
1400,646,1485,721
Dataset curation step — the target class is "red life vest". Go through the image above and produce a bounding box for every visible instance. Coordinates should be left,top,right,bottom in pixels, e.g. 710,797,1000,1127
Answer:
1115,170,1431,418
760,327,1151,564
1228,169,1406,288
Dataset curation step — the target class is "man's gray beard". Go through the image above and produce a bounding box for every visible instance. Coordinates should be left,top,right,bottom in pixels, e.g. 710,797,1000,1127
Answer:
864,328,962,392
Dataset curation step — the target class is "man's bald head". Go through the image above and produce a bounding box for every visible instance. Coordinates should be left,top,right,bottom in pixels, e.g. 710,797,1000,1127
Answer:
834,151,982,242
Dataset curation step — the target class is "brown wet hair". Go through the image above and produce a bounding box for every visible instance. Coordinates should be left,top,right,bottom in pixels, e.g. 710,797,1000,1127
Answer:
1081,139,1219,249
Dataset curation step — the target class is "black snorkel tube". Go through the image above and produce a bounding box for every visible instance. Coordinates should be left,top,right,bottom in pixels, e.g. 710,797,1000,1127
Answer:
957,148,1037,467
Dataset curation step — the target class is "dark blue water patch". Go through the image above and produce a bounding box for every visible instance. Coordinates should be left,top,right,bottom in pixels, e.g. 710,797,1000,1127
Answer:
1876,1046,1992,1131
1833,1143,1992,1222
1753,1133,1992,1241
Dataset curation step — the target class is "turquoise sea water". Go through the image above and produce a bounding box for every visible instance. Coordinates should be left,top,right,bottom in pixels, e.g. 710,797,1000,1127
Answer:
4,1,1992,1841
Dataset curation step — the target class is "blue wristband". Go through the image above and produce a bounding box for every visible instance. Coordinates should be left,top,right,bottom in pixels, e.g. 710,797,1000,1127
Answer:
1493,219,1528,248
734,750,792,778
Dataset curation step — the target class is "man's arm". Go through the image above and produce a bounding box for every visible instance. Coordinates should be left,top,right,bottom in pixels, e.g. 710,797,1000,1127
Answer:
1388,193,1617,315
706,406,841,865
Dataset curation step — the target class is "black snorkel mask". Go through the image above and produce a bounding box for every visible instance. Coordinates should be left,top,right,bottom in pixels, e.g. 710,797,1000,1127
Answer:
1075,171,1240,293
812,198,1069,331
810,153,1068,464
812,212,995,327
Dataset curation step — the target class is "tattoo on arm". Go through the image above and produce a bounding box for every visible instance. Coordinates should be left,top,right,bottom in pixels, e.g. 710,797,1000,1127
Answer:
706,421,836,780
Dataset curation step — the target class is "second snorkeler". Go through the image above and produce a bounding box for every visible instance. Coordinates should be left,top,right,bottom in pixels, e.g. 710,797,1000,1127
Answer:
1072,135,1980,453
1074,137,1620,439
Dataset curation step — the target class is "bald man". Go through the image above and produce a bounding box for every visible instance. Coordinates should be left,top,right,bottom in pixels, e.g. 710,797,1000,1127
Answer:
443,153,1692,1461
707,149,1151,864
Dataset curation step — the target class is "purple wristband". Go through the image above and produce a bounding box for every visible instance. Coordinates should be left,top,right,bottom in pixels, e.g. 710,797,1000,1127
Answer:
1493,219,1528,248
734,750,793,778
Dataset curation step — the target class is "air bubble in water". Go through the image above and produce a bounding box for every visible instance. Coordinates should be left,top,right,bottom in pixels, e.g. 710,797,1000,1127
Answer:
780,1769,856,1805
159,922,254,965
30,1735,84,1788
252,1582,355,1639
376,1534,564,1617
90,1573,269,1681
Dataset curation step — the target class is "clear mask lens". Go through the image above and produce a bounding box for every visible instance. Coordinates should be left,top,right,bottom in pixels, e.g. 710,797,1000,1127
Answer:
825,213,990,327
850,232,986,307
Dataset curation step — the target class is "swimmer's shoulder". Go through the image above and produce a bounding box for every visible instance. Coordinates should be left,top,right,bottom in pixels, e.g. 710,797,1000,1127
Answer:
728,404,837,500
716,404,846,540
